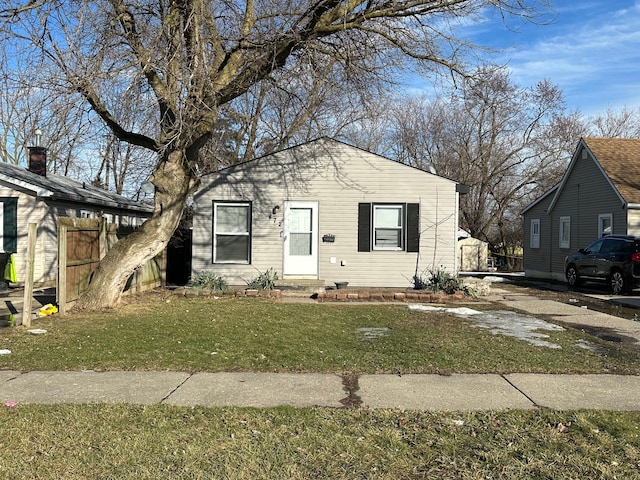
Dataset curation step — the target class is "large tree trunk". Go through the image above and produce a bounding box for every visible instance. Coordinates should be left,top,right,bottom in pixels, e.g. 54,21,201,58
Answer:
73,150,195,310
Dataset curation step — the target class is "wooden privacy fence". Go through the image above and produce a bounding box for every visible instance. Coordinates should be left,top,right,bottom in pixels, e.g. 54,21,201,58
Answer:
57,218,163,313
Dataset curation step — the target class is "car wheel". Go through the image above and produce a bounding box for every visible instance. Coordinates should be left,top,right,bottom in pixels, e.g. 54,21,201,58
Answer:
566,265,580,287
610,270,626,295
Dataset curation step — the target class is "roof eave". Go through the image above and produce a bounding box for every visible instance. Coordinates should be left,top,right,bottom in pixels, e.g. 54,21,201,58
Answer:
49,193,154,213
0,173,54,197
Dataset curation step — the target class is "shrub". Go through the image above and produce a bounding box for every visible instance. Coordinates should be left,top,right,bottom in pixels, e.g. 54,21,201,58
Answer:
412,267,476,297
188,271,230,291
246,268,279,290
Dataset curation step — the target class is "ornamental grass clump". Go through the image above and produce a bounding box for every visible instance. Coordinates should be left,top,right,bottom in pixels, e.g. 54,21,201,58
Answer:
246,267,278,290
187,271,230,291
413,267,476,297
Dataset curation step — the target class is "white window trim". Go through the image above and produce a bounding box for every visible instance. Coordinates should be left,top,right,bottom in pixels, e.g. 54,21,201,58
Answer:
559,216,570,249
372,204,404,251
598,213,613,238
530,219,540,249
213,202,251,264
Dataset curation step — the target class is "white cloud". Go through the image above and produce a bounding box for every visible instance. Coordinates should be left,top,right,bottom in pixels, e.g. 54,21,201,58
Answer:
400,1,640,116
497,1,640,115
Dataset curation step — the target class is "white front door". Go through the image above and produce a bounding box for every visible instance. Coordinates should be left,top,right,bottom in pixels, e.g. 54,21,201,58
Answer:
283,201,318,276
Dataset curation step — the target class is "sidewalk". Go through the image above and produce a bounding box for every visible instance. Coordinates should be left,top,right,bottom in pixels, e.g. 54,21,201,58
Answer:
1,370,640,411
2,283,640,411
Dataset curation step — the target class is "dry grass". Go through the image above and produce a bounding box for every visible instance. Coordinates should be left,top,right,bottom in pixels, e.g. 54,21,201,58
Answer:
1,291,639,374
0,405,639,479
2,291,640,479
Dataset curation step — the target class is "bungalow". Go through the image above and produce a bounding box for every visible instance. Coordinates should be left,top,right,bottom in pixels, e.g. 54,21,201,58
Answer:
522,137,640,282
0,145,153,287
192,138,467,288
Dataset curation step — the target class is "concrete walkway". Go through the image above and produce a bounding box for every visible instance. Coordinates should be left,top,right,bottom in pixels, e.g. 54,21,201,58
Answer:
492,285,640,351
1,370,640,411
2,282,640,411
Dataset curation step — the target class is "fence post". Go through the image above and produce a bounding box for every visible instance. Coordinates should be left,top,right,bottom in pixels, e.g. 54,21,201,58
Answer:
57,224,68,314
21,223,38,327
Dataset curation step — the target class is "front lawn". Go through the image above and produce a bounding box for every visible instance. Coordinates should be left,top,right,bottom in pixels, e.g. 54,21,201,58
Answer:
1,404,639,479
1,291,639,374
2,291,640,479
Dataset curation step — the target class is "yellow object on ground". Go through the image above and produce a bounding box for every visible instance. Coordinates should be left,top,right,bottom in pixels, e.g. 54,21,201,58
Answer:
38,304,58,316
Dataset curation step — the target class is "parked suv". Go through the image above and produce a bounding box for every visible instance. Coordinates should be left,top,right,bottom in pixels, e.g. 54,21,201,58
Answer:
565,235,640,294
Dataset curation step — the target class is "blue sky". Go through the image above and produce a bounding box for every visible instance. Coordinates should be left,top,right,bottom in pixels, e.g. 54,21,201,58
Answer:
411,1,640,117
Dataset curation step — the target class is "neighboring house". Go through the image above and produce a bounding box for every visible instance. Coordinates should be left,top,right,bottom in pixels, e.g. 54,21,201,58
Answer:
457,229,490,272
192,138,468,288
0,146,153,287
521,137,640,282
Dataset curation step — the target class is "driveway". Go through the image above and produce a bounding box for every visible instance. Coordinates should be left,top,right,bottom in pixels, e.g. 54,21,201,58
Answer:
485,279,640,353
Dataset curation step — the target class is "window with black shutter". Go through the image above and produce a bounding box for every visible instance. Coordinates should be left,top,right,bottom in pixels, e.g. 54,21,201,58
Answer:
358,202,419,253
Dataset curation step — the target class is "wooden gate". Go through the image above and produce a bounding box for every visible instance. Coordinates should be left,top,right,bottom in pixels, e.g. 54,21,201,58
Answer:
57,218,162,313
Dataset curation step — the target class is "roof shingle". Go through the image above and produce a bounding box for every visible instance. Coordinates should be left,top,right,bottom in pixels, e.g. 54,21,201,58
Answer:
584,137,640,205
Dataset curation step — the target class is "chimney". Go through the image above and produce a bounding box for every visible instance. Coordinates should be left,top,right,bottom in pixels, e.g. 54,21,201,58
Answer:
28,146,47,176
27,129,47,176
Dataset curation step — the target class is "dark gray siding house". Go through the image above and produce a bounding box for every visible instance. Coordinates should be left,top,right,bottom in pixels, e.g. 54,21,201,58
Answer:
521,184,557,278
521,137,640,282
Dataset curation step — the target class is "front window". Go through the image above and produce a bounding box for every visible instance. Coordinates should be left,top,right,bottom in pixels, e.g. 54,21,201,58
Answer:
598,214,612,238
213,202,251,263
373,204,404,250
559,216,570,248
530,219,540,249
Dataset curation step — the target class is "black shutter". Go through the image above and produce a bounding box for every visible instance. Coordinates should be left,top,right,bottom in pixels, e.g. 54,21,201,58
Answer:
357,203,371,252
406,203,420,253
1,198,17,253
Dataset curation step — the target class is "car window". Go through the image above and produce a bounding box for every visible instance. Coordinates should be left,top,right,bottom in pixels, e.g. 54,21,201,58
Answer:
585,239,604,254
601,238,633,253
599,239,616,253
615,240,634,253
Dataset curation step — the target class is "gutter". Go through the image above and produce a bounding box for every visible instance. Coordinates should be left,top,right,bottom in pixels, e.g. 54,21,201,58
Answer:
0,173,54,197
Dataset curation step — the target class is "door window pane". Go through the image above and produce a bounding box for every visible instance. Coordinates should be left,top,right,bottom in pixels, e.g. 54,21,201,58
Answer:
290,233,312,255
289,208,312,256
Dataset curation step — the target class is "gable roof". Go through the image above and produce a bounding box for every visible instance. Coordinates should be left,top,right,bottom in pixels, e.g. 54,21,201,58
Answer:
548,137,640,212
582,137,640,205
205,137,463,186
520,183,559,215
0,161,153,213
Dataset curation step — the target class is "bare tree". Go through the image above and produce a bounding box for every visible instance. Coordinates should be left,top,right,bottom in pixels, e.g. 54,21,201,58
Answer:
589,107,640,138
1,0,551,309
200,55,395,171
389,66,582,254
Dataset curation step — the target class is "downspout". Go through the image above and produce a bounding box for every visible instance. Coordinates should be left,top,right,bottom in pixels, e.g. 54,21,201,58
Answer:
455,184,470,273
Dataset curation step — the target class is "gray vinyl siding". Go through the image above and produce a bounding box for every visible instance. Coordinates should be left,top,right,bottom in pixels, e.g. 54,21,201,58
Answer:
193,140,459,287
548,151,627,278
522,191,554,278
